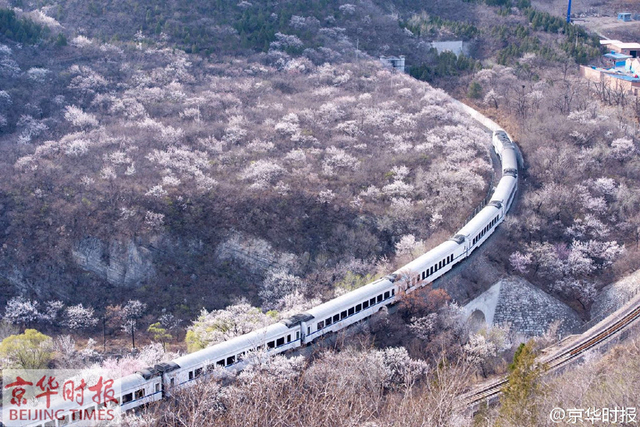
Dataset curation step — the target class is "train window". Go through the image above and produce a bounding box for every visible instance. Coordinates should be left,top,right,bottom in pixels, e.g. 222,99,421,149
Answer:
296,331,300,340
341,310,347,319
363,300,369,309
307,327,310,334
326,317,332,326
239,351,246,359
277,337,285,346
391,289,395,296
188,371,193,380
122,393,133,404
377,294,383,303
422,271,426,280
333,314,340,322
155,383,160,393
356,303,362,312
370,297,376,306
348,307,355,316
195,368,203,378
317,321,324,330
287,334,291,343
170,378,175,387
384,291,390,299
217,359,225,367
227,356,236,365
207,364,214,371
135,389,145,399
267,341,275,349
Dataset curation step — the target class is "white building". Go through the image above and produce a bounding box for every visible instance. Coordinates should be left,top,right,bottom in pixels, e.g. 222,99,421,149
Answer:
379,56,405,73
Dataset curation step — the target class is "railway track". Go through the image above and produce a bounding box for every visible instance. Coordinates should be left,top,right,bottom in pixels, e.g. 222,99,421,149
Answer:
462,293,640,409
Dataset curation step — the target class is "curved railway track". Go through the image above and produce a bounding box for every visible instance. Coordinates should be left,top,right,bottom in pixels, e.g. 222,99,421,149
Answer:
462,294,640,408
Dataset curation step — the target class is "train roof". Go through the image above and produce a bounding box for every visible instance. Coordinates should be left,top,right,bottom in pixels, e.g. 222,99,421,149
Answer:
118,372,150,391
455,205,501,238
490,176,517,203
172,322,293,369
303,277,393,321
395,240,460,277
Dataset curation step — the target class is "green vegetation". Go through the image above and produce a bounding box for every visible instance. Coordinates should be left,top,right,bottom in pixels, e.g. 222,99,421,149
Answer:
336,271,378,292
0,8,49,44
497,342,546,426
468,81,483,99
409,50,479,82
403,12,479,40
0,329,53,369
147,322,172,350
87,0,347,54
461,0,530,9
493,11,601,66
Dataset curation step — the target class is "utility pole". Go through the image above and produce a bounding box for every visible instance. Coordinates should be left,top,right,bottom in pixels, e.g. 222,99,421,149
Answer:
566,0,572,23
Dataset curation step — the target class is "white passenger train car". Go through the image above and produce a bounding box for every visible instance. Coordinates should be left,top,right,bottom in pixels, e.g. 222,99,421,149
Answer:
300,277,396,343
24,120,518,427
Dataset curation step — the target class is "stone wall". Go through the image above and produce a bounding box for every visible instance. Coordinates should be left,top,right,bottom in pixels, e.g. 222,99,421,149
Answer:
463,276,583,337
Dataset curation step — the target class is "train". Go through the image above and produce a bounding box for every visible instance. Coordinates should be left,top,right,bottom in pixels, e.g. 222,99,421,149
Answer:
22,127,518,427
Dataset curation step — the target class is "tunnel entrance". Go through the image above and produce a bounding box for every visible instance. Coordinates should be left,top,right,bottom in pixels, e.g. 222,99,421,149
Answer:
467,309,487,333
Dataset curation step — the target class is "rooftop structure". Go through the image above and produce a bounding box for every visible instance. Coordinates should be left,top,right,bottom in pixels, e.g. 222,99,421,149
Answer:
618,12,632,22
601,39,640,58
581,39,640,95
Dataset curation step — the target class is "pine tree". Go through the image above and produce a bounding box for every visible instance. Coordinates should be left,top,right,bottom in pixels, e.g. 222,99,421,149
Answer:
496,341,546,427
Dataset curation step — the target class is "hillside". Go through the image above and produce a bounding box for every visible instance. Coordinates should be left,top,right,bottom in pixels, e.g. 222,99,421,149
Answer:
0,11,496,320
2,1,640,425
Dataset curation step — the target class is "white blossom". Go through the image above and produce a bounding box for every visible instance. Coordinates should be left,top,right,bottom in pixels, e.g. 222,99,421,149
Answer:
26,67,49,83
100,166,116,180
317,189,336,203
395,234,423,257
509,251,533,274
144,211,165,229
145,185,167,198
63,304,98,330
4,297,41,325
187,299,272,349
64,106,99,129
260,269,307,311
71,35,93,48
241,159,285,183
611,137,635,160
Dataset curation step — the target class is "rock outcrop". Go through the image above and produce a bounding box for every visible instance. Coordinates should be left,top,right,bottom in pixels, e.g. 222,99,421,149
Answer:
72,237,156,287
